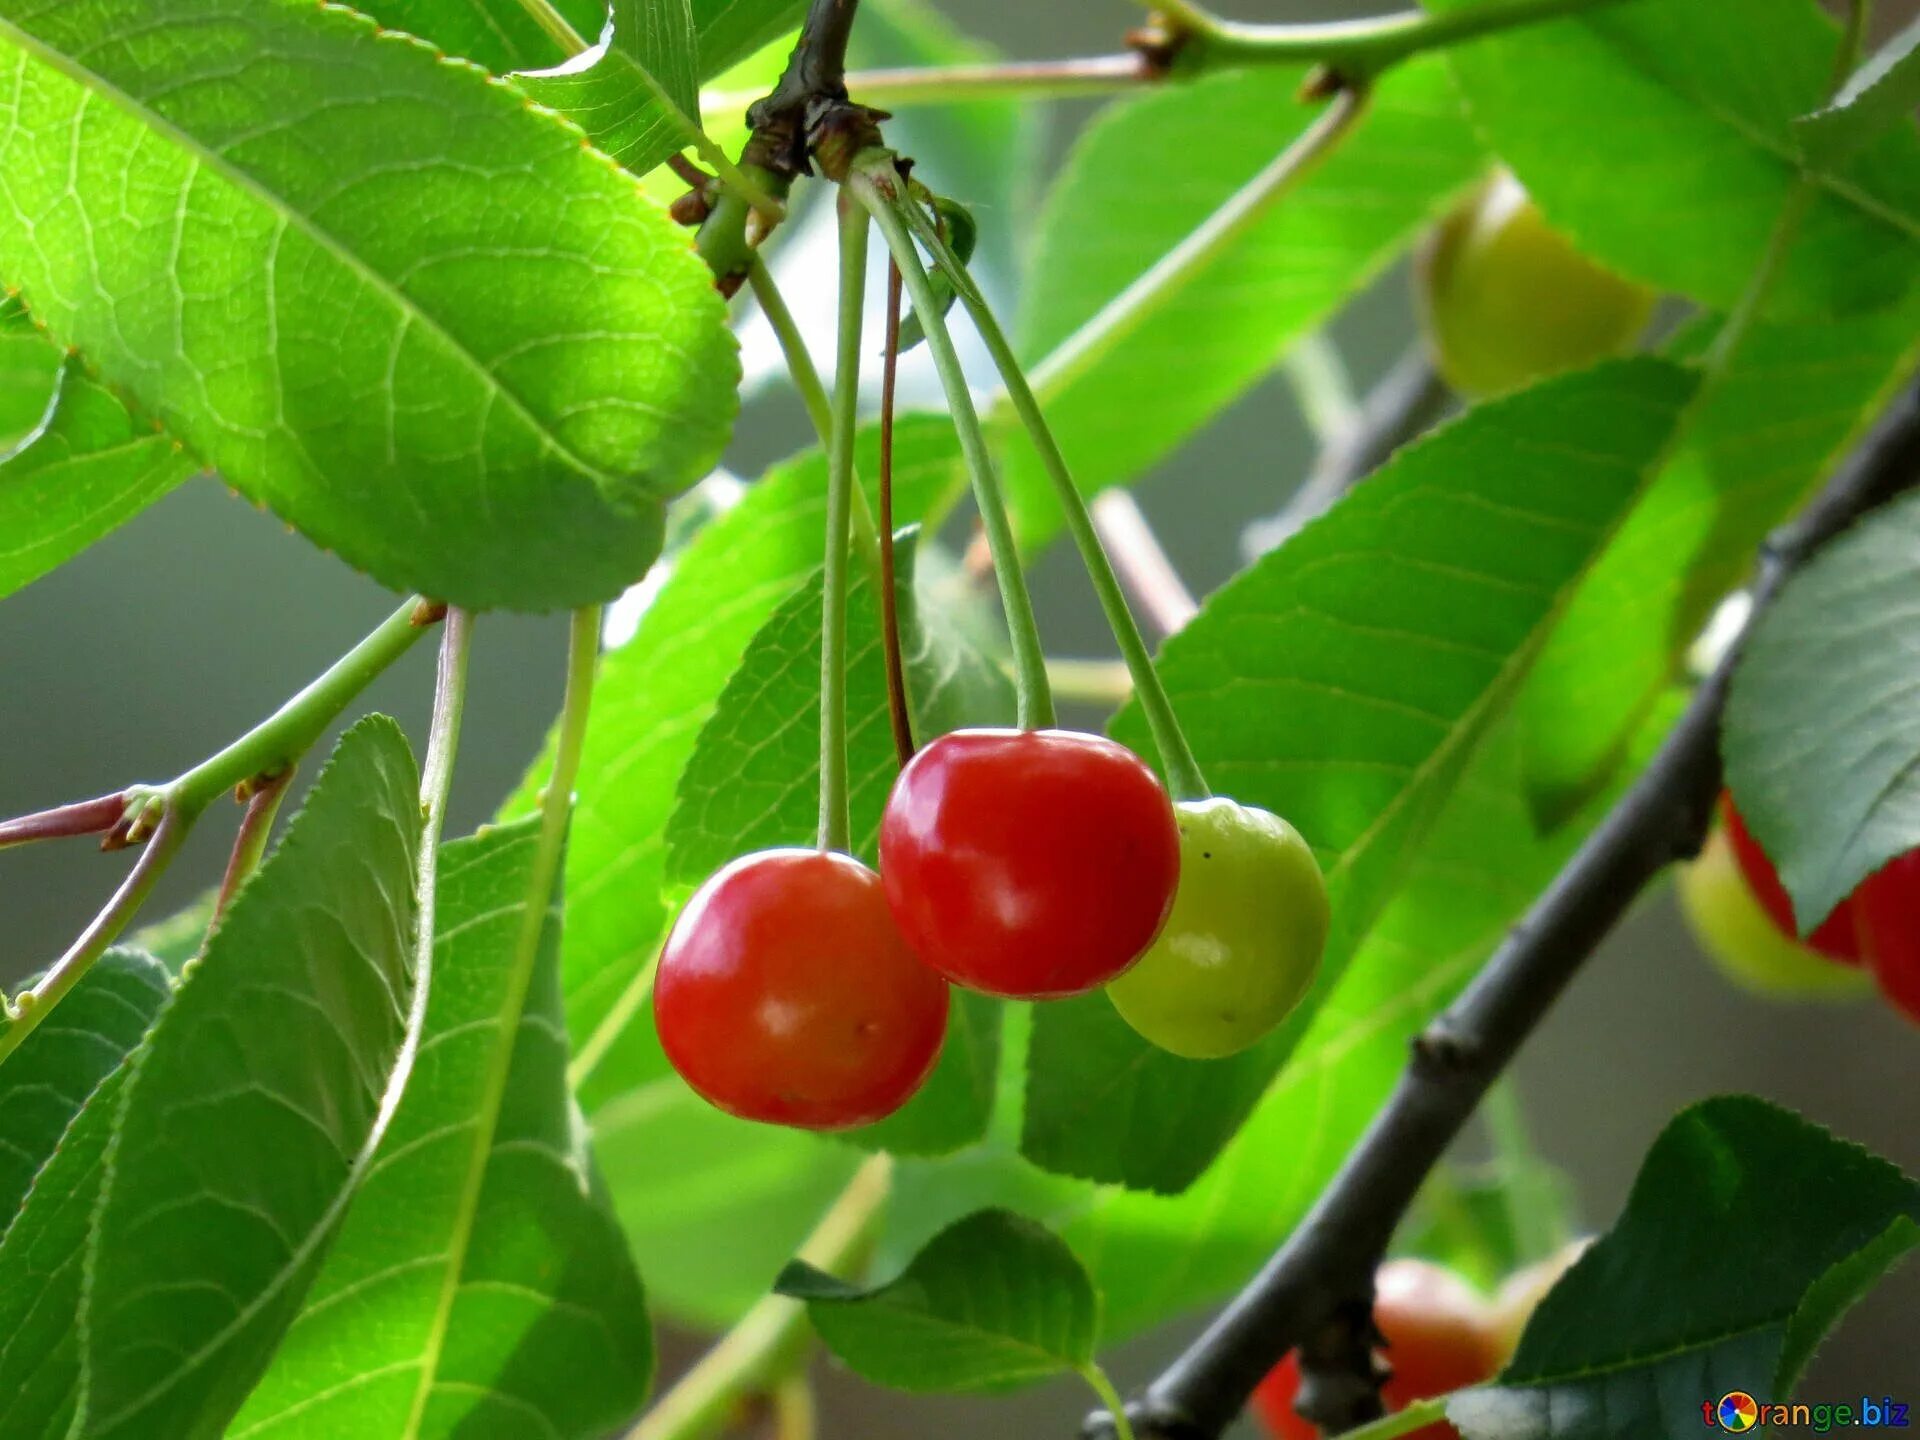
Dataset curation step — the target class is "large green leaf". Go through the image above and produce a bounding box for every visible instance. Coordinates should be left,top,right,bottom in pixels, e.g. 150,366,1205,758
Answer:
0,354,198,603
1005,55,1483,540
232,820,650,1440
0,0,737,610
0,718,423,1439
0,949,168,1237
1432,0,1920,316
0,297,59,445
519,0,702,179
777,1209,1097,1393
1023,359,1700,1193
689,0,803,77
1517,303,1920,819
348,0,602,73
1450,1097,1920,1439
1723,488,1920,933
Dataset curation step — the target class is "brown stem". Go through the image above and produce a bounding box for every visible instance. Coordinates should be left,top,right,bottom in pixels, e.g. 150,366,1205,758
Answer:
211,765,294,927
879,258,914,767
0,791,128,851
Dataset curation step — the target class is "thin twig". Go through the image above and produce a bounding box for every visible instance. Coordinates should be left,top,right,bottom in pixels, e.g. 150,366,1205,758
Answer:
1243,345,1451,557
1089,491,1198,638
0,791,128,851
879,258,915,767
210,764,294,926
1086,376,1920,1440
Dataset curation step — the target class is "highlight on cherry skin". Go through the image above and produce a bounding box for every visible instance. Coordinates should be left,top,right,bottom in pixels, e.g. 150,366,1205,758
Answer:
1252,1258,1508,1440
654,848,950,1130
1677,809,1872,1001
1105,797,1330,1059
1416,169,1656,399
878,727,1181,1000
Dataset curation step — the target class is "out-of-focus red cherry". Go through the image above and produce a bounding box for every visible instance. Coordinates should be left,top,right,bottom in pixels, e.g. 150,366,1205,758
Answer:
1853,850,1920,1025
1721,794,1865,963
878,729,1180,999
654,848,948,1129
1251,1260,1503,1440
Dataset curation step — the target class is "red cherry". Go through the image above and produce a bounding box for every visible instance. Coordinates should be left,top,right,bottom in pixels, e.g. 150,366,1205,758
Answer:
878,729,1180,999
1720,794,1864,964
654,849,948,1130
1853,850,1920,1025
1251,1260,1503,1440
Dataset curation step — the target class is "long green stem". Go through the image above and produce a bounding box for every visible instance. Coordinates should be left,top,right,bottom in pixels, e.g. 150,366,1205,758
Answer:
851,161,1056,731
519,608,601,999
748,257,833,441
172,598,442,814
896,193,1209,799
820,197,868,854
630,1156,893,1440
1028,84,1369,411
1080,1364,1139,1440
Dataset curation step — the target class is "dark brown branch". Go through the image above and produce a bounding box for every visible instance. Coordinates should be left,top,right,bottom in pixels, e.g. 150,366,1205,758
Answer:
744,0,882,181
1084,375,1920,1440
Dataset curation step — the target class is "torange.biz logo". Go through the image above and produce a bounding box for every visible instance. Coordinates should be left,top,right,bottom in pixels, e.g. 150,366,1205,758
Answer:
1705,1392,1911,1432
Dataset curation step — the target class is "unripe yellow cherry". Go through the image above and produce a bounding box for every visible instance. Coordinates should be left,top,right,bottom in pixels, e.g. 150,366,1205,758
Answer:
1676,825,1874,1000
1106,797,1328,1059
1417,172,1655,398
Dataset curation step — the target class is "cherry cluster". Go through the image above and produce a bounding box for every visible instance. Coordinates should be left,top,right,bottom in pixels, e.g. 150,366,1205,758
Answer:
1252,1253,1576,1440
1683,793,1920,1024
654,728,1332,1130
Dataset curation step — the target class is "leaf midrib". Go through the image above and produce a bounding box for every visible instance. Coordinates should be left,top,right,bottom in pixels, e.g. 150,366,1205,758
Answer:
0,11,613,488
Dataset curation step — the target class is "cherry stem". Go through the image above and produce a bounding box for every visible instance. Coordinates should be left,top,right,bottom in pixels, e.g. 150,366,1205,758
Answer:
889,183,1211,802
0,791,128,851
849,160,1057,732
210,764,295,928
820,194,868,855
879,258,916,768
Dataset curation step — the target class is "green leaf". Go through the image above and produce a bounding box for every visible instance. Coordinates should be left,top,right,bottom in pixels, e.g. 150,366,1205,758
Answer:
1797,17,1920,167
1449,1097,1920,1439
688,0,803,77
0,299,61,446
1005,56,1483,541
0,717,424,1440
0,949,168,1239
348,0,604,73
512,418,960,1104
1517,302,1920,820
0,356,198,603
777,1209,1097,1393
1723,487,1920,933
519,0,703,179
1431,0,1920,317
1024,358,1700,1193
232,820,650,1440
662,530,1010,1157
0,0,737,610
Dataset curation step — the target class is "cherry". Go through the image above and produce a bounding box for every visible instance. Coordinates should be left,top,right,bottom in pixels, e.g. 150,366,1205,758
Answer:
1488,1239,1589,1359
1417,171,1654,399
1677,815,1872,1000
1852,852,1920,1025
1106,797,1328,1059
654,849,949,1130
878,729,1180,999
1719,794,1865,964
1252,1260,1504,1440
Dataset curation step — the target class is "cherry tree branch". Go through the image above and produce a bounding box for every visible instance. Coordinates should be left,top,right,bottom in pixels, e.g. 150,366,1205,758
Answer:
1084,374,1920,1440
